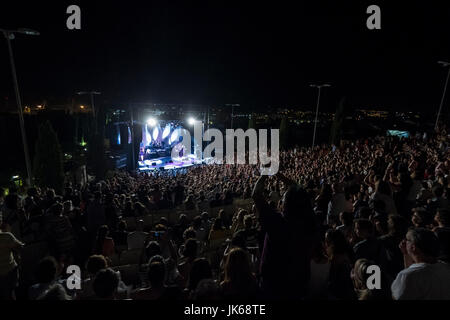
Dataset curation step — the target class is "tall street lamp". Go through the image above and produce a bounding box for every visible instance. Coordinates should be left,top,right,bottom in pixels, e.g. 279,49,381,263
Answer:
310,83,331,148
436,61,450,131
1,27,40,186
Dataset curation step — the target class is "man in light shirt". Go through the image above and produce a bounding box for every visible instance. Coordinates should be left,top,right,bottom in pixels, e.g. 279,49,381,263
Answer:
391,228,450,300
0,227,24,300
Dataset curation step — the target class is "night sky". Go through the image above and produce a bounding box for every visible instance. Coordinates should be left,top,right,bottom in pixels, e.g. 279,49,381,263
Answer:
1,1,450,112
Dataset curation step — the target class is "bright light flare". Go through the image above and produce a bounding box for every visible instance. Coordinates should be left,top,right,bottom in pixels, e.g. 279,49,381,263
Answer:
147,118,157,127
188,117,196,126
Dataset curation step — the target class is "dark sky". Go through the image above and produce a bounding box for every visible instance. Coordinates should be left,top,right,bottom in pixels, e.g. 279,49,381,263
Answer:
1,1,450,112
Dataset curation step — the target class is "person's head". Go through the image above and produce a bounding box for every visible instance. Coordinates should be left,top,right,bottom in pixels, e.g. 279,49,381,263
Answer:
46,189,55,200
193,216,202,229
375,181,392,197
404,228,440,263
63,200,73,213
93,268,119,300
117,220,127,232
86,255,108,276
97,225,110,239
372,214,388,236
183,239,198,259
36,257,59,283
136,219,144,232
188,258,212,291
224,248,253,284
159,217,168,227
339,211,354,226
231,230,247,249
351,258,376,291
387,215,409,238
146,241,162,260
37,284,71,301
281,185,315,228
148,261,166,289
411,208,432,228
201,212,209,222
244,215,253,229
432,185,444,198
435,208,450,228
64,187,73,197
179,214,188,225
324,229,351,260
354,219,374,239
183,227,197,241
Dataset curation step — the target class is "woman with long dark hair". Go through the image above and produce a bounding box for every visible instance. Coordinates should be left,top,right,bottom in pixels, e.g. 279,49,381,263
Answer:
221,248,260,299
324,229,356,300
252,173,317,299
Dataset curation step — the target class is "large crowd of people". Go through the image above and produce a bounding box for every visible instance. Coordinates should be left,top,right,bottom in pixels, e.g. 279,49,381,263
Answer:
0,128,449,300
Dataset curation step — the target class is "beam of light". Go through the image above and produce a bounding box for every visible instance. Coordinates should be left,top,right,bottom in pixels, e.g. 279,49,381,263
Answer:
146,125,152,144
170,128,179,144
128,126,132,144
162,124,171,139
147,118,157,127
153,127,159,141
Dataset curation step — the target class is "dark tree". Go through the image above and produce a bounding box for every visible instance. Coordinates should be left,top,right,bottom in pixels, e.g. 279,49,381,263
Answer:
33,121,65,193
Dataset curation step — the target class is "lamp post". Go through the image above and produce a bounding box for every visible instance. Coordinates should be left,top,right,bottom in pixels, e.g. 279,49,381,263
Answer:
310,83,331,148
1,28,40,186
436,61,450,131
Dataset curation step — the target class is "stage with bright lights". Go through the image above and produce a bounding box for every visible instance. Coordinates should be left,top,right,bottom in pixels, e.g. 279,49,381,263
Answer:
138,155,205,172
138,118,204,172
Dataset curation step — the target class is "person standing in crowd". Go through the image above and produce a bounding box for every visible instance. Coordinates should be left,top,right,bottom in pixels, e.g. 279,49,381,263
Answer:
252,173,317,299
0,223,24,300
392,228,450,300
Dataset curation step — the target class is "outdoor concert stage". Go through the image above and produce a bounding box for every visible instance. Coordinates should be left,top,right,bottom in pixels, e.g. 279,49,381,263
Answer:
137,155,205,172
137,118,209,172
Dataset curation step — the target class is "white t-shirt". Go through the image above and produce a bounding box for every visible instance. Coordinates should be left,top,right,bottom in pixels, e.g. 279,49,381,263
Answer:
391,262,450,300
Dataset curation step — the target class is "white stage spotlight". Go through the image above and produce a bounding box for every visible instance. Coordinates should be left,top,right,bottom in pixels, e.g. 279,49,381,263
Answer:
162,124,171,139
147,118,157,127
188,117,196,126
